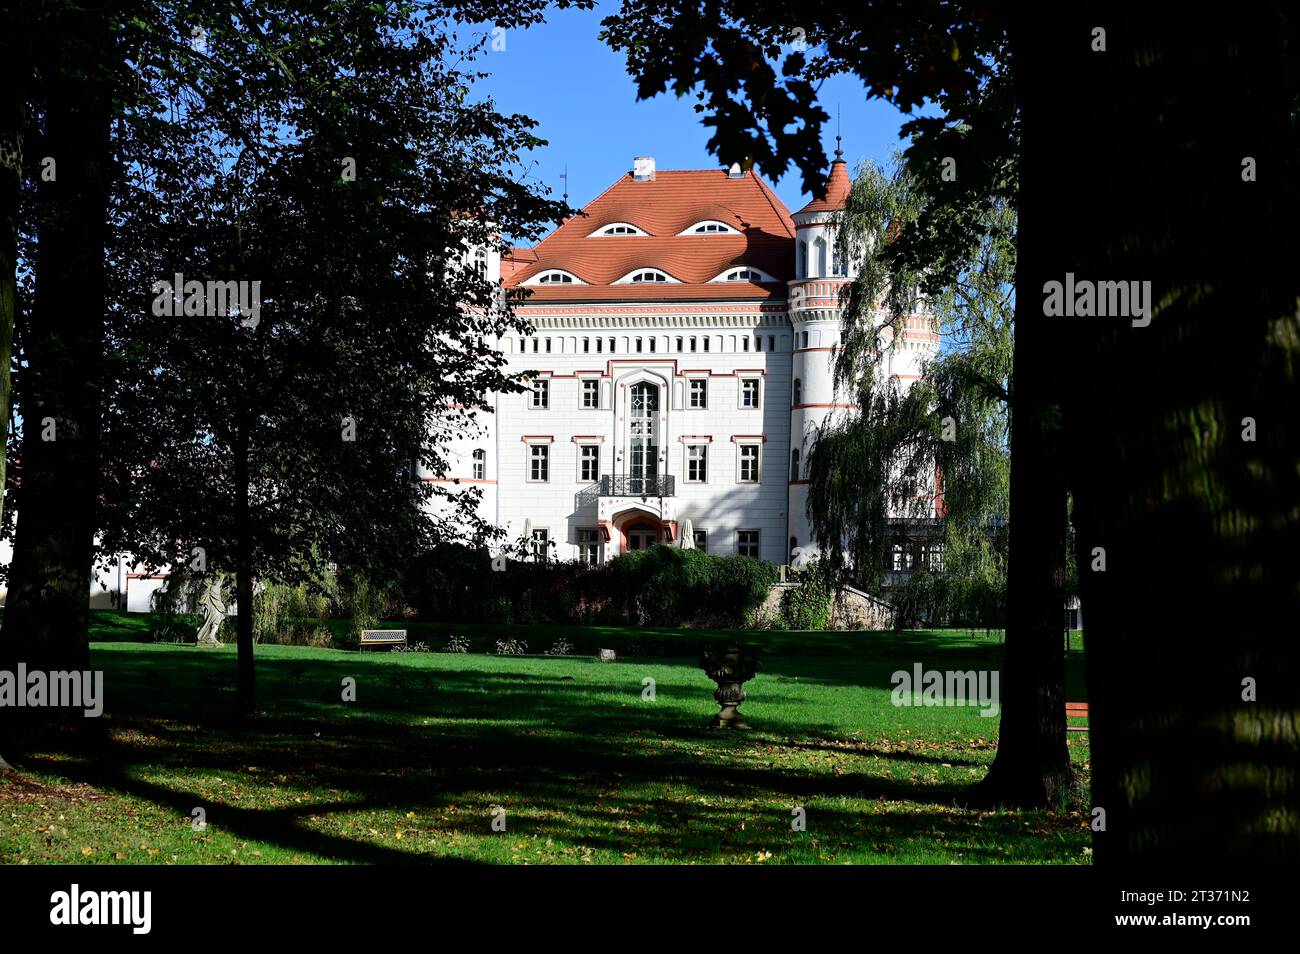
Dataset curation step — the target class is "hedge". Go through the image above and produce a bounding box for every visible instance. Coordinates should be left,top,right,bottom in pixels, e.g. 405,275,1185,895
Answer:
406,543,778,628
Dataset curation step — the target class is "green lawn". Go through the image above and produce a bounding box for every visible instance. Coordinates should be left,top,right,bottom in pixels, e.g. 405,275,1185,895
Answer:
0,612,1091,864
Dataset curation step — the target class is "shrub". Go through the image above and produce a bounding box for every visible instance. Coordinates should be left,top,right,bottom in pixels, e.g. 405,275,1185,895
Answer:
405,544,495,621
404,542,778,628
391,641,431,653
332,571,381,636
604,546,778,627
251,580,335,646
149,576,200,643
778,560,836,630
150,571,257,642
704,553,780,623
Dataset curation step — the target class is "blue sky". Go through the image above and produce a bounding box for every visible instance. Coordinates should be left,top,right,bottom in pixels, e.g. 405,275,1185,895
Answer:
464,6,918,226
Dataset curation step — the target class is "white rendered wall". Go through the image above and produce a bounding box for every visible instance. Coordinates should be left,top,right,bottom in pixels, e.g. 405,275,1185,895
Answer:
441,313,796,564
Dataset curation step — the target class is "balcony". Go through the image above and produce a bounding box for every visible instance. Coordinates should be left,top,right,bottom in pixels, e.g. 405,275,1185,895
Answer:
575,474,676,511
599,474,676,498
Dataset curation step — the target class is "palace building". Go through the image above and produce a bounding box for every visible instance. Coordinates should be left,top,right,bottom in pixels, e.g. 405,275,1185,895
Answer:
428,152,941,565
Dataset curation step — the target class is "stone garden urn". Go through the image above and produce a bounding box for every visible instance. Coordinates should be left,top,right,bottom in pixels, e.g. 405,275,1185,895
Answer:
700,643,758,729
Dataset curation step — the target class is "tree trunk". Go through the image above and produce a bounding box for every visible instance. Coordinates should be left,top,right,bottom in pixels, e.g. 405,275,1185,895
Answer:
0,2,111,675
234,426,255,712
0,0,33,772
1034,5,1300,858
965,19,1074,809
0,30,25,534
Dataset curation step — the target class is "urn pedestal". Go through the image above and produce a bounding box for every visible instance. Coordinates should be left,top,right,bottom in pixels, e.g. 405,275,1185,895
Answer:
700,643,758,729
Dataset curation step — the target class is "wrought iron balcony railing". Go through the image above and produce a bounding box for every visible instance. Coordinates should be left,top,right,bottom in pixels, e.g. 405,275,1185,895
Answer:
599,474,676,498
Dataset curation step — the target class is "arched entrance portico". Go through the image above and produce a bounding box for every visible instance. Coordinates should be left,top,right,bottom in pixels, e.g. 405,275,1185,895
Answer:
606,506,679,555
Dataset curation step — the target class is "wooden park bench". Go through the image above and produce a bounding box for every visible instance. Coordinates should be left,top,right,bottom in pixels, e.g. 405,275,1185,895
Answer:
1066,701,1090,732
359,629,407,652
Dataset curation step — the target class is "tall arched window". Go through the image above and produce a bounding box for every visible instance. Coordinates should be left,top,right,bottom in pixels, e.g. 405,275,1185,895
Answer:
813,237,827,276
790,449,800,482
472,449,486,480
628,382,661,493
793,378,802,405
797,240,808,279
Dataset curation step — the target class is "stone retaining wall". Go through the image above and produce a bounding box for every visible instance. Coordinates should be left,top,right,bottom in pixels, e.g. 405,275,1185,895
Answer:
757,583,894,631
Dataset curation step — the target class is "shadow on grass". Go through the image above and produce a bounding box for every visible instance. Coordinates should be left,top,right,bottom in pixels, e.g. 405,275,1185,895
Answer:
4,644,1084,863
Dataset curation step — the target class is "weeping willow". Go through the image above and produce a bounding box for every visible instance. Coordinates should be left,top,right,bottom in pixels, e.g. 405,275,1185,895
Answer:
806,153,1013,623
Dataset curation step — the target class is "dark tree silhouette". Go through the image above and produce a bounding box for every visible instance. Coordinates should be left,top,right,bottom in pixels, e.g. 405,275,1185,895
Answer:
1025,6,1300,859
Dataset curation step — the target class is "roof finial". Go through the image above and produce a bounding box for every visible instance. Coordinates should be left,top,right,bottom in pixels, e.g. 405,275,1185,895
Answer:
835,106,843,161
560,165,569,204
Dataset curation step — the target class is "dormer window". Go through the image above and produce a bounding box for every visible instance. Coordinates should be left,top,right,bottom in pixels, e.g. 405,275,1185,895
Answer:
711,267,778,283
525,269,585,286
680,220,738,235
614,268,678,284
590,222,649,237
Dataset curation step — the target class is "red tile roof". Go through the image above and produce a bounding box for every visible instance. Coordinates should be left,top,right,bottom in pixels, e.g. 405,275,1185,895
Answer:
501,247,535,284
796,159,851,215
505,168,796,302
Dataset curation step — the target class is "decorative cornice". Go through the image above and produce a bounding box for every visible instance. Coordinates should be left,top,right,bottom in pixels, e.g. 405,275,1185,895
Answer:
513,309,790,329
